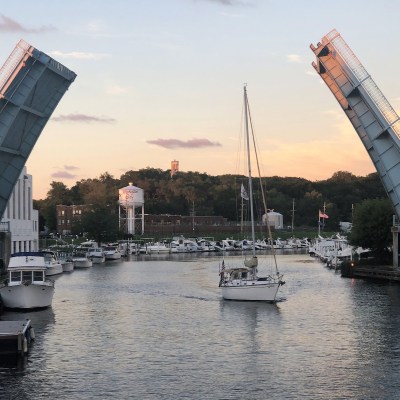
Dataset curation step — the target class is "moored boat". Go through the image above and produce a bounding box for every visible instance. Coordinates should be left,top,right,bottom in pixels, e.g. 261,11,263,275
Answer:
145,242,170,254
61,260,74,272
42,250,63,276
56,251,74,272
103,245,122,261
88,248,106,264
72,251,93,268
0,252,55,309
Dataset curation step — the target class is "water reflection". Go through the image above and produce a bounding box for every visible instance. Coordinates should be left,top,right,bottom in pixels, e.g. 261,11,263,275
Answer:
345,280,400,397
219,300,282,372
2,307,56,326
2,254,400,399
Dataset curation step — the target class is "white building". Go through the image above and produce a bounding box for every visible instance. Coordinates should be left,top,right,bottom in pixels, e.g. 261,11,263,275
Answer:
1,166,39,253
262,211,283,230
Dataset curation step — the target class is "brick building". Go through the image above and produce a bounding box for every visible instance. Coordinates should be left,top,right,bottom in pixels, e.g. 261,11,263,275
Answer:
56,204,87,234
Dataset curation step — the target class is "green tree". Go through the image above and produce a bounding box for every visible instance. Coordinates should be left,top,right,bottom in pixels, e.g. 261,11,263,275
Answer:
38,181,72,231
77,204,119,244
349,198,394,260
34,168,392,234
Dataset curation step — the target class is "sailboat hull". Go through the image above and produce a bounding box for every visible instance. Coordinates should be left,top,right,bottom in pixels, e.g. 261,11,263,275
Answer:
221,281,281,302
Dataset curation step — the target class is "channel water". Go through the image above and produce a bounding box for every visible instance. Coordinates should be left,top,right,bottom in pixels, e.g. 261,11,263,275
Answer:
1,251,400,399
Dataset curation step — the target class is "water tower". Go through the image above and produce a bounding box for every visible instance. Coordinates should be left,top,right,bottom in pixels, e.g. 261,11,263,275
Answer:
171,160,179,178
118,183,144,235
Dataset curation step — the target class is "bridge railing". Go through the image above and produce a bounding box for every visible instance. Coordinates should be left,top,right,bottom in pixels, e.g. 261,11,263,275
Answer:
0,39,32,95
324,29,400,138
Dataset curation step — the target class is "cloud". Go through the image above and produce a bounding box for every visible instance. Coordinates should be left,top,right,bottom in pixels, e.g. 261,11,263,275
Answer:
287,54,303,63
208,0,238,4
50,50,110,60
0,14,55,33
194,0,252,5
51,171,77,179
52,113,116,124
106,85,128,95
306,69,317,76
64,165,79,171
147,138,222,149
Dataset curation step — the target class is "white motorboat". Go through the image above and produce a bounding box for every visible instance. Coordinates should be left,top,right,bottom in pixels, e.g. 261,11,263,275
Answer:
145,242,170,254
218,86,285,302
56,251,74,272
42,250,63,276
103,245,122,261
72,251,93,268
196,238,216,252
88,248,105,264
76,240,98,250
0,252,55,309
61,260,74,272
170,237,199,253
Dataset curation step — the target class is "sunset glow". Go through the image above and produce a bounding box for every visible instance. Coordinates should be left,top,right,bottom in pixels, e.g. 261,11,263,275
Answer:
0,1,395,199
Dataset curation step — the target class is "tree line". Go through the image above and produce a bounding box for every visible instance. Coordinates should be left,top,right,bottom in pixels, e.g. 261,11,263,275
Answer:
33,168,388,238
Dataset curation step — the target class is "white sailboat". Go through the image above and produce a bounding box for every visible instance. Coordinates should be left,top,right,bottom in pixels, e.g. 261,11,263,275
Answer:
218,86,285,302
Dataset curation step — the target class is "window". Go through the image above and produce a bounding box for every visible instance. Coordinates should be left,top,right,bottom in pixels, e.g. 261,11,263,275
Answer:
33,271,43,281
10,271,21,282
22,271,32,281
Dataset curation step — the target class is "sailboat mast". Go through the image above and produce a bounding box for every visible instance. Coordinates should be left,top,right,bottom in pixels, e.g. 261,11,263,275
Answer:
244,86,256,257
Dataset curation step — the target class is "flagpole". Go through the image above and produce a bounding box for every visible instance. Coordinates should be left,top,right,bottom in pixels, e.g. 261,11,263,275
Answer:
291,198,295,233
318,210,321,236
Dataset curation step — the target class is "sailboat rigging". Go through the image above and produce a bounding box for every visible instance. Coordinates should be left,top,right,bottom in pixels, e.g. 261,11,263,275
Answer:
218,85,285,302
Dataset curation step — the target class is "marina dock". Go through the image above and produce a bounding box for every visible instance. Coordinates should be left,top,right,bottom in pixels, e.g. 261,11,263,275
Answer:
0,319,34,356
341,263,400,282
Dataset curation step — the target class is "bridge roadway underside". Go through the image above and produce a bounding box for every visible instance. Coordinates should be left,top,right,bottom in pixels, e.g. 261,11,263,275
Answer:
311,30,400,222
0,40,76,219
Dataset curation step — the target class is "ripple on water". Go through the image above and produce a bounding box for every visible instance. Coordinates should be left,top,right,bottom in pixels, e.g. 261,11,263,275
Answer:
1,254,400,399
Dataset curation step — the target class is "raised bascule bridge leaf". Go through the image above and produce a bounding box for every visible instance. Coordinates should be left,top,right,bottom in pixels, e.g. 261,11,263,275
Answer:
311,29,400,221
0,39,76,218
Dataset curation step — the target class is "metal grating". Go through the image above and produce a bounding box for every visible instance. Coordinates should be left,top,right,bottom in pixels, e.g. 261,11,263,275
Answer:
0,40,31,94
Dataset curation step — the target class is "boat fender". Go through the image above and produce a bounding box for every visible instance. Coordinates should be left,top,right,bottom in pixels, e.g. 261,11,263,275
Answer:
30,327,35,340
23,337,28,353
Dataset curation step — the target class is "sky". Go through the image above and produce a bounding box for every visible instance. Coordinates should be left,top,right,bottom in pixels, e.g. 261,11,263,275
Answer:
1,0,399,199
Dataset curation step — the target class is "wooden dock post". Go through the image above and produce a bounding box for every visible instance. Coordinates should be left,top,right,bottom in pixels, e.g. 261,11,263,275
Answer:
392,216,400,269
